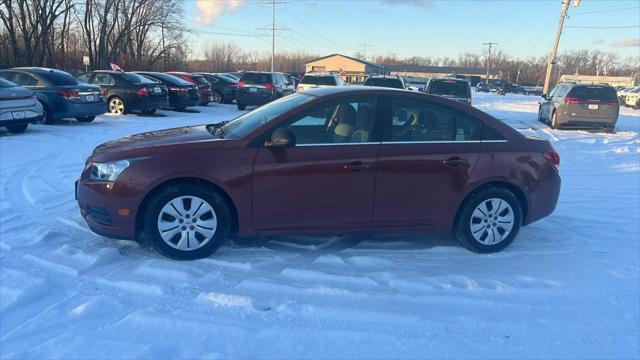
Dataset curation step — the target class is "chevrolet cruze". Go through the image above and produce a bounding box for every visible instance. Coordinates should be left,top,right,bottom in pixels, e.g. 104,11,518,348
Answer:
76,87,561,260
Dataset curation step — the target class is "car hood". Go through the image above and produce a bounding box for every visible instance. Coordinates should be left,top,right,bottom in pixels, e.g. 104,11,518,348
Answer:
92,125,221,158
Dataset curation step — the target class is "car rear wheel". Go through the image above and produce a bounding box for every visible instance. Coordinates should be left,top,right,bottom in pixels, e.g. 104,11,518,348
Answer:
537,107,543,123
211,92,223,104
6,123,28,133
237,104,246,111
40,102,53,124
76,116,95,122
141,109,156,115
109,97,126,115
634,100,640,110
551,111,559,129
454,187,522,253
143,182,232,260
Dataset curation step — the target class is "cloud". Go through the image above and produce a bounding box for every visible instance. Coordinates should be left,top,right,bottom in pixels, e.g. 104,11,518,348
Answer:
592,38,604,45
196,0,247,25
380,0,433,7
611,38,640,48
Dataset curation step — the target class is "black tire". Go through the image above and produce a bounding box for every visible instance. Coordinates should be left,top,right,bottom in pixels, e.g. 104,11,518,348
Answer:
175,106,186,112
40,102,53,124
142,182,232,260
537,107,543,123
550,110,559,129
141,109,157,115
6,123,28,133
454,186,523,253
237,104,246,111
76,116,95,122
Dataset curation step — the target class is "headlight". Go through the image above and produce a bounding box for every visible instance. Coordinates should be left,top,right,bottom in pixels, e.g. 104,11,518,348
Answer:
90,160,132,181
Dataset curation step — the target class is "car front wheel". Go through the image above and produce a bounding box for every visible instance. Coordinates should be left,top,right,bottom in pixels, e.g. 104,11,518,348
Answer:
237,104,246,111
6,123,28,133
143,182,232,260
76,116,95,122
454,187,522,253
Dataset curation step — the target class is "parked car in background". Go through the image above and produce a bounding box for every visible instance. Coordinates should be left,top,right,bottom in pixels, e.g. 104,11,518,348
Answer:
135,72,200,111
287,74,301,88
476,83,490,92
197,73,238,104
167,72,212,106
77,70,169,115
362,75,407,89
76,86,561,260
227,72,243,80
296,72,345,92
538,83,619,131
618,86,640,109
424,78,472,105
520,85,543,96
0,77,43,133
0,67,105,123
217,73,240,82
236,71,295,110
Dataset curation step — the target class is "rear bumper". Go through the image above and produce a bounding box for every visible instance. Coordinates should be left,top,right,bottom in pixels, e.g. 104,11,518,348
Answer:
127,98,170,111
0,108,44,125
525,167,562,226
56,101,107,120
236,90,275,106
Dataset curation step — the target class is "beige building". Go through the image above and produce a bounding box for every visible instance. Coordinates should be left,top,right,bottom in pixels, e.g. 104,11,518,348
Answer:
305,54,390,84
558,75,636,87
387,65,501,86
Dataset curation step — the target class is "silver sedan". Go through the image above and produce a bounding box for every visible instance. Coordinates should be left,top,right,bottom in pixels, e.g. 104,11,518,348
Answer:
0,77,44,133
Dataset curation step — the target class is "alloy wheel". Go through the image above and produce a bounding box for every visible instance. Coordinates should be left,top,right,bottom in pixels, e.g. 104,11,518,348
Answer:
469,198,515,245
157,196,218,251
109,98,125,114
212,92,222,103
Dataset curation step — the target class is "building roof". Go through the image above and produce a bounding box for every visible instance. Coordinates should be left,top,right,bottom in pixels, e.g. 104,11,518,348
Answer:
386,64,500,76
306,54,388,71
559,75,634,82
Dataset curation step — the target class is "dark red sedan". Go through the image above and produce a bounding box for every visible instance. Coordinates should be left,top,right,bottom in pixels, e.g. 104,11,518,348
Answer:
76,87,561,260
166,72,212,106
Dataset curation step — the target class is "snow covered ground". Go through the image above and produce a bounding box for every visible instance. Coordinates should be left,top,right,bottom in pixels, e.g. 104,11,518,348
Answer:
1,93,639,359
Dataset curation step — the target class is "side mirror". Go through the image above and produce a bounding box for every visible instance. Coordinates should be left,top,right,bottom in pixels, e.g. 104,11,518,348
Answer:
266,127,296,148
541,94,547,100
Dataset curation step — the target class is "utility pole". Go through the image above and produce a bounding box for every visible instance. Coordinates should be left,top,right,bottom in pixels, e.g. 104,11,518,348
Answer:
483,42,497,84
516,68,521,84
543,0,580,94
360,43,373,61
257,0,290,72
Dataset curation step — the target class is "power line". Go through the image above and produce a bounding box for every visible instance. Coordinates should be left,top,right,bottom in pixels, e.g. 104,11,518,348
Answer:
256,0,291,72
571,5,639,14
565,25,640,29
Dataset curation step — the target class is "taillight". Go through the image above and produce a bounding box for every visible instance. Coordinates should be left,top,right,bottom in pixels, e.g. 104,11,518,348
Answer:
58,90,80,100
543,151,560,167
169,87,188,93
136,87,149,97
238,81,247,87
99,89,107,97
264,83,275,90
564,97,588,104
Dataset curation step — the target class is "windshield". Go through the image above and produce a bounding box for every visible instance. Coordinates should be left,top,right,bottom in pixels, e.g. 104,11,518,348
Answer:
217,94,314,139
427,80,470,97
240,73,272,84
0,77,16,88
363,78,404,89
122,73,156,84
301,75,337,86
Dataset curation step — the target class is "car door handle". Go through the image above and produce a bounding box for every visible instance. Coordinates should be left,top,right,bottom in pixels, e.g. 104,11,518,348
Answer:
344,161,370,171
442,157,468,167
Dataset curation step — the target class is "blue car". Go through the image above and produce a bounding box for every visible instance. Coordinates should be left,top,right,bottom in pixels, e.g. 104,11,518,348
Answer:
0,67,106,123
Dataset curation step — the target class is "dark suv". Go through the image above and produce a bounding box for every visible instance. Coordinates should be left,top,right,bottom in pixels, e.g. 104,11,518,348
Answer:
78,71,169,115
135,72,200,111
196,73,238,104
424,78,472,105
0,67,105,123
236,72,295,110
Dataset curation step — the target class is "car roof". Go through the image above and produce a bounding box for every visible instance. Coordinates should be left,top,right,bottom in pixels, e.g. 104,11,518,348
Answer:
303,72,338,77
303,85,411,97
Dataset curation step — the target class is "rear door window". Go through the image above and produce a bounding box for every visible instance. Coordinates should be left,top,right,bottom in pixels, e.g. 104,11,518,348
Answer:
568,86,618,101
388,98,456,142
13,73,41,86
240,73,272,85
121,73,155,84
94,74,115,86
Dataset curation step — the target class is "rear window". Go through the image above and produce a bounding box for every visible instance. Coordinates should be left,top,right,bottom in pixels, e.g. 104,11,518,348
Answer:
568,86,617,101
38,70,79,86
363,78,404,89
427,80,470,97
0,77,16,88
191,76,210,85
240,73,272,84
300,75,337,86
121,73,156,84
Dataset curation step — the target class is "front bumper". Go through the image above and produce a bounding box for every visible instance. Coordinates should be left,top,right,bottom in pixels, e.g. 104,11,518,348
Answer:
76,179,137,240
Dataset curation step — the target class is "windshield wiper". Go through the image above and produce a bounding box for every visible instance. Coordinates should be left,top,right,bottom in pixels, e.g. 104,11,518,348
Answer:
206,121,230,138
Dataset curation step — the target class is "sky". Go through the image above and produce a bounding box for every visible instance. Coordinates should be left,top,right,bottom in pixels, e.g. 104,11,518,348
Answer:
183,0,640,60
